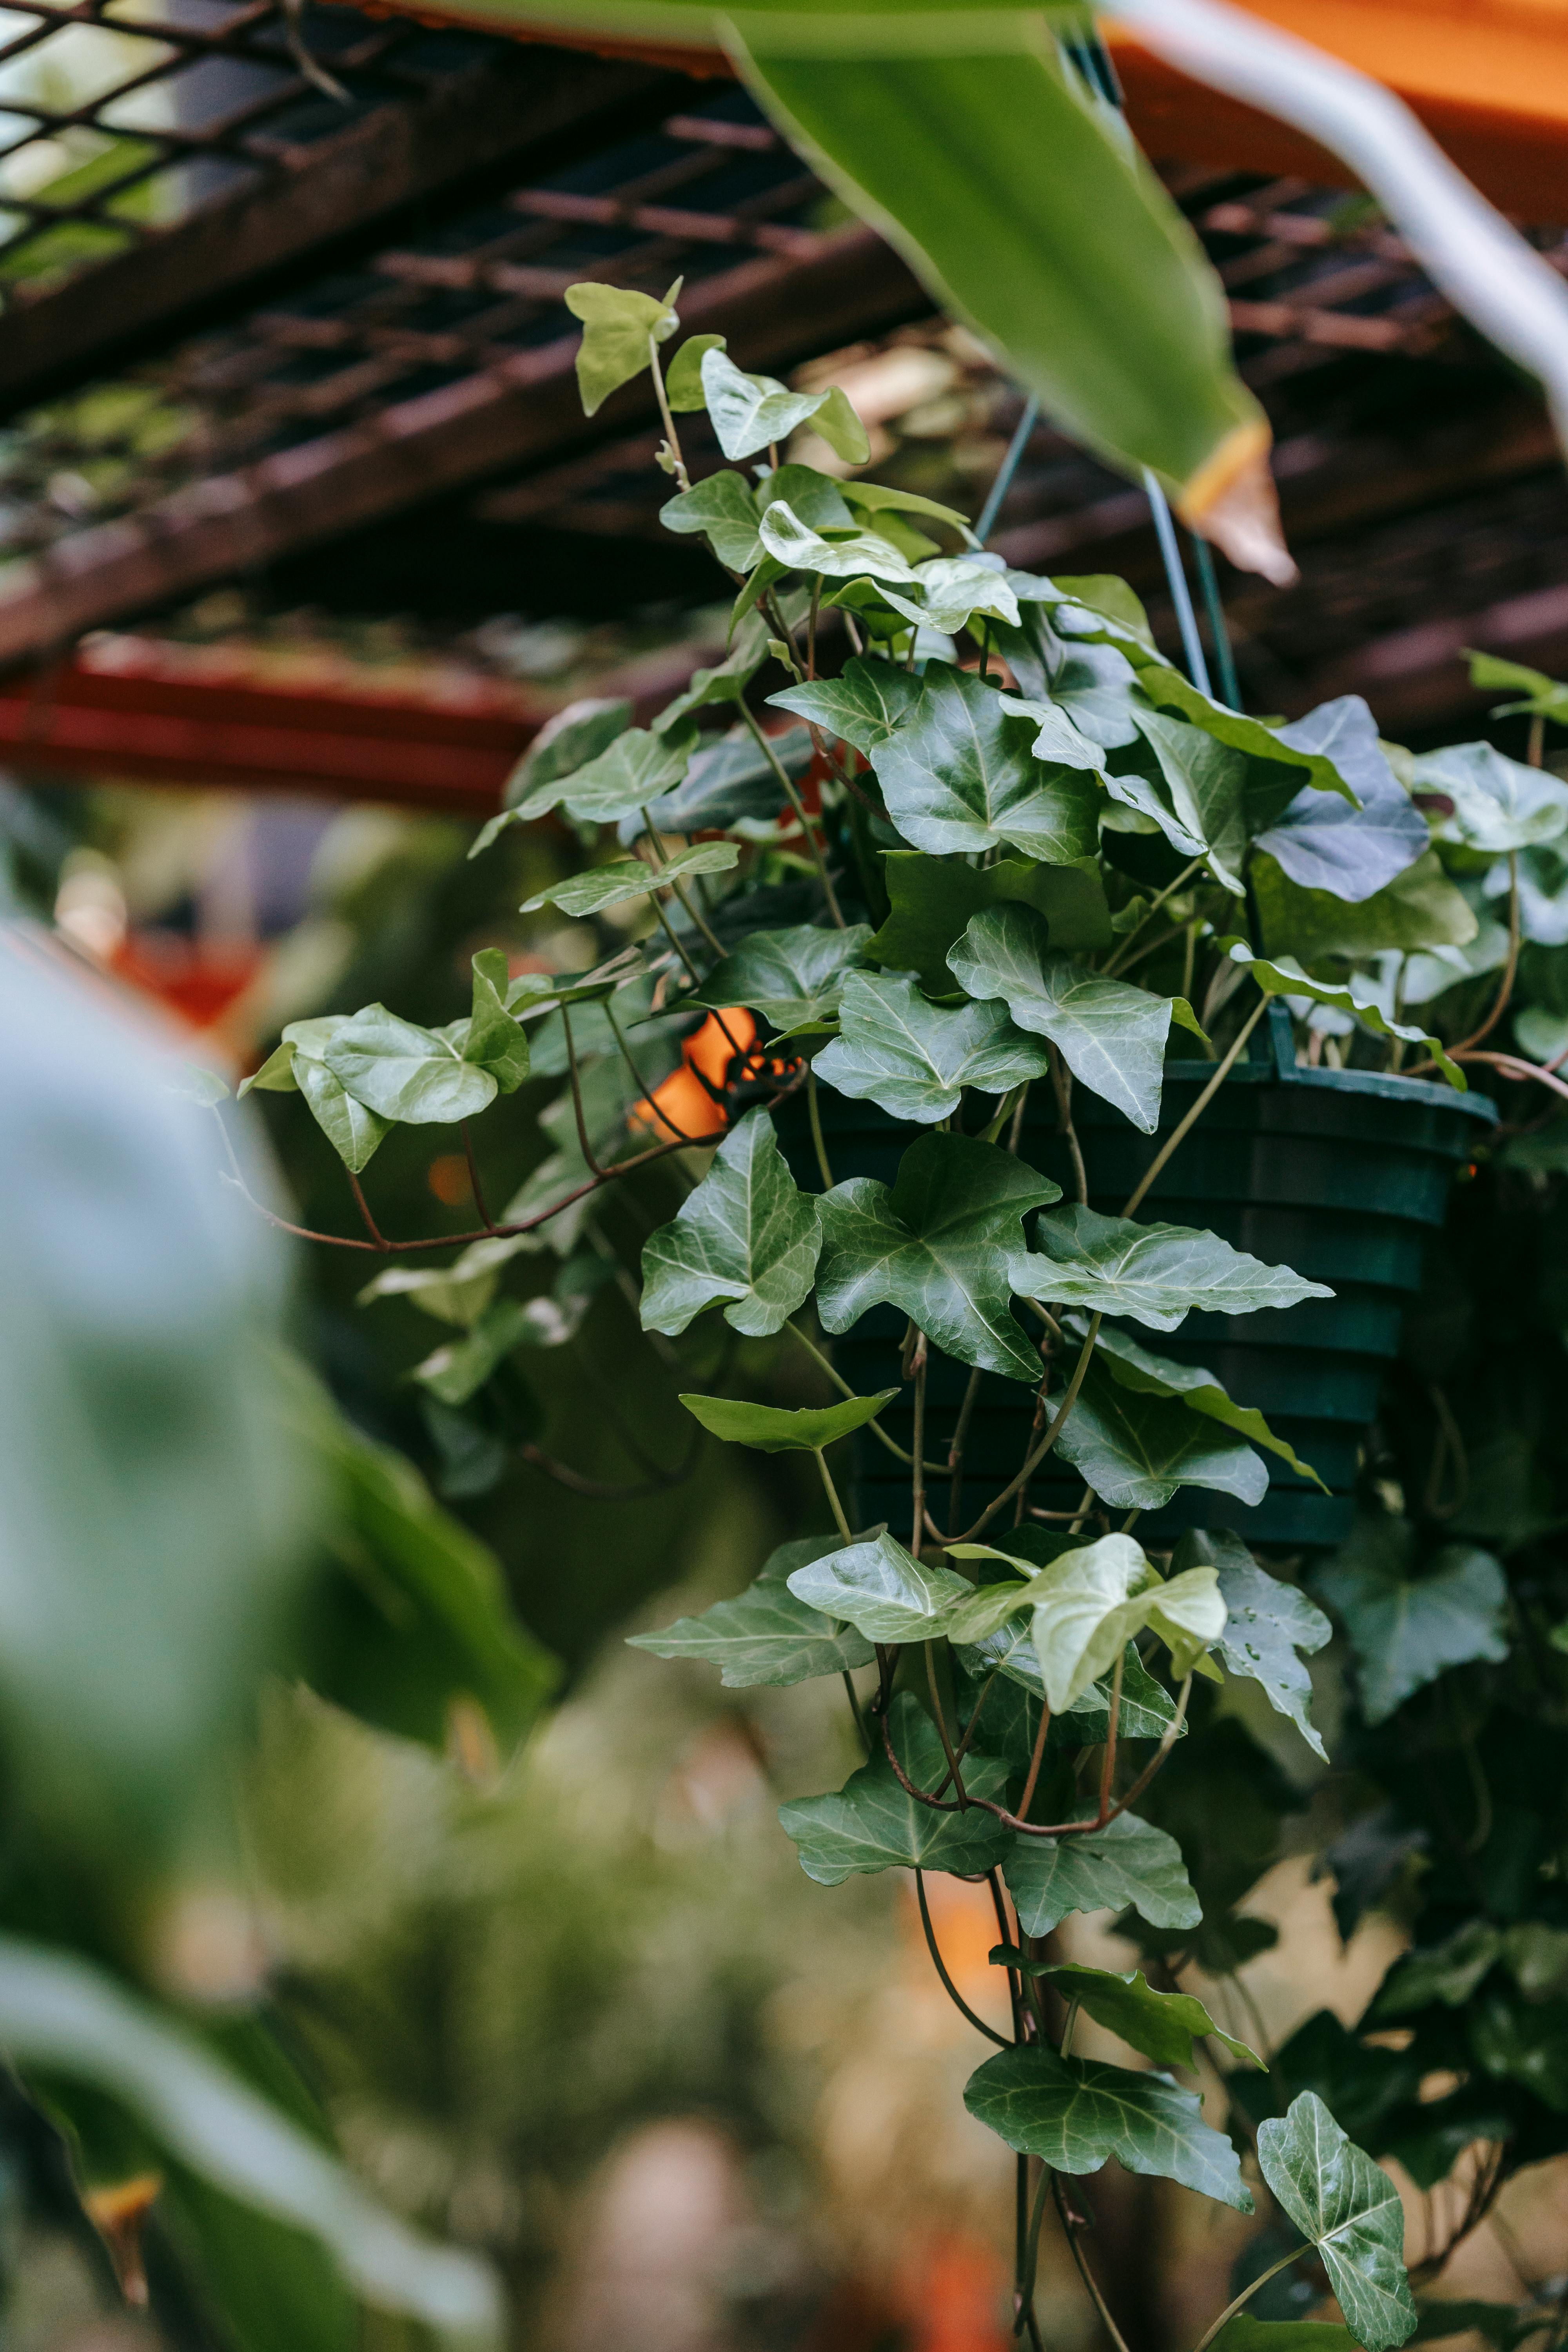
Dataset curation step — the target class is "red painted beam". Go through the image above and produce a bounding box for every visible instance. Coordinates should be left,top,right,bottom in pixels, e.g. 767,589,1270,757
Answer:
0,635,714,811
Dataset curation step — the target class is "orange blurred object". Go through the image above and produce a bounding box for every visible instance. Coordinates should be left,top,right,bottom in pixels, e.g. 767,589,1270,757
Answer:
427,1152,474,1208
904,2235,1012,2352
631,1007,759,1142
109,935,262,1031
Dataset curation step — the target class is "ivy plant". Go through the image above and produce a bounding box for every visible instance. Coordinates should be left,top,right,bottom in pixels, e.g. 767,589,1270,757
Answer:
210,287,1568,2349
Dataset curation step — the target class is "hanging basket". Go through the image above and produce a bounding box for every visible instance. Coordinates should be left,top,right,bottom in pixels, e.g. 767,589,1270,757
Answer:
778,1007,1496,1550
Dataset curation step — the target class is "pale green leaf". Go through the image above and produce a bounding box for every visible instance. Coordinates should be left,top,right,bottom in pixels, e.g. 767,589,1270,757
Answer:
1013,1202,1332,1333
664,331,726,410
357,1230,531,1331
323,1008,497,1125
949,902,1196,1133
295,1055,392,1173
702,345,849,462
811,382,871,464
757,497,917,582
1175,1528,1332,1760
1078,1317,1326,1489
813,968,1051,1122
815,1131,1060,1383
842,480,975,539
513,724,692,824
1251,848,1477,963
680,1387,898,1453
659,468,764,570
1139,669,1355,802
1004,1808,1200,1935
787,1528,975,1643
1414,740,1568,853
459,949,530,1093
628,1533,875,1687
411,1299,537,1407
1111,706,1302,893
566,276,681,416
871,662,1100,864
777,1691,1012,1884
769,652,921,751
522,840,739,917
237,1038,301,1097
653,619,769,733
963,2042,1252,2209
641,1108,821,1338
1466,650,1568,725
1257,2092,1416,2352
1254,697,1427,902
1226,945,1464,1088
998,690,1110,772
1021,1532,1226,1708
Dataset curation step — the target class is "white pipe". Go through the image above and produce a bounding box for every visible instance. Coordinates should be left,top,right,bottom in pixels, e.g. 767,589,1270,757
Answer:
1109,0,1568,447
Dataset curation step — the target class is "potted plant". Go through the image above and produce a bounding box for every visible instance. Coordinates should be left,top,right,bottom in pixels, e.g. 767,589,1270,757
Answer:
219,281,1568,2347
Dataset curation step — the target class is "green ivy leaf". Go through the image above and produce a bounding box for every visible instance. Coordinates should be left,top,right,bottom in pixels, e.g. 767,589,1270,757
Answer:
976,1529,1224,1709
948,902,1200,1132
959,1628,1184,1743
963,2042,1252,2209
680,1387,898,1452
1253,697,1427,903
1175,1528,1332,1760
686,922,874,1036
1223,945,1464,1089
322,1007,497,1126
628,1533,875,1688
1079,1318,1325,1489
641,1109,822,1339
815,1131,1060,1383
998,690,1110,773
778,1691,1012,1884
522,841,739,918
843,480,975,539
757,498,916,583
769,651,920,752
871,663,1100,864
1109,706,1303,893
813,969,1051,1123
1257,2092,1416,2352
456,949,530,1093
410,1298,538,1407
654,620,770,734
1139,670,1356,802
1251,849,1477,963
702,346,862,462
1314,1519,1510,1726
266,1018,392,1172
867,851,1112,991
566,276,682,416
659,469,766,570
994,1955,1260,2070
664,331,726,411
512,724,693,824
1413,740,1568,853
1466,650,1568,726
1013,1202,1331,1332
872,555,1022,636
1004,1808,1200,1935
1050,1357,1268,1511
358,1229,531,1331
786,1528,974,1644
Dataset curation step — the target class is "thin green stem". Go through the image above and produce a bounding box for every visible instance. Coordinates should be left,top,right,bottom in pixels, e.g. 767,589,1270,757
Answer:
1102,854,1206,976
947,1365,985,1532
916,1869,1010,2046
1060,1997,1080,2058
947,1315,1102,1546
814,1447,853,1544
739,703,846,928
1049,1045,1088,1206
1188,2247,1311,2352
786,1320,946,1474
1055,2176,1132,2352
1013,2163,1052,2339
1122,995,1268,1219
842,1670,872,1755
806,1065,835,1189
647,334,689,490
1015,1694,1054,1822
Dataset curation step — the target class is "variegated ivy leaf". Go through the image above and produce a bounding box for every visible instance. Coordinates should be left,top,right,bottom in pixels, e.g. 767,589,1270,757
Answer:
871,662,1101,864
1254,697,1427,903
990,1530,1224,1712
757,499,917,583
323,1006,499,1125
1012,1202,1331,1332
998,690,1109,772
700,345,869,465
1412,739,1568,854
815,1132,1060,1383
1222,944,1465,1088
659,468,767,571
1004,1807,1200,1936
685,922,874,1037
869,554,1022,635
769,653,921,754
1174,1528,1332,1762
868,850,1112,992
947,902,1202,1133
640,1109,822,1339
813,969,1051,1123
441,947,531,1094
779,1691,1013,1884
1068,1314,1325,1488
1258,2093,1416,2351
512,724,693,825
629,1532,875,1689
786,1528,975,1644
522,841,739,918
1048,1357,1269,1513
281,1018,390,1173
1138,668,1357,803
566,277,682,415
963,2043,1252,2210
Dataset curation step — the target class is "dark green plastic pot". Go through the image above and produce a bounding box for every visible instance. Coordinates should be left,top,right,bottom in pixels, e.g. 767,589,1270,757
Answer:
779,1007,1495,1550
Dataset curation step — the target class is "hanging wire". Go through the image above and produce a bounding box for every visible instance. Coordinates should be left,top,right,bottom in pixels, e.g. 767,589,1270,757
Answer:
1143,470,1212,696
976,394,1041,545
1188,533,1241,710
